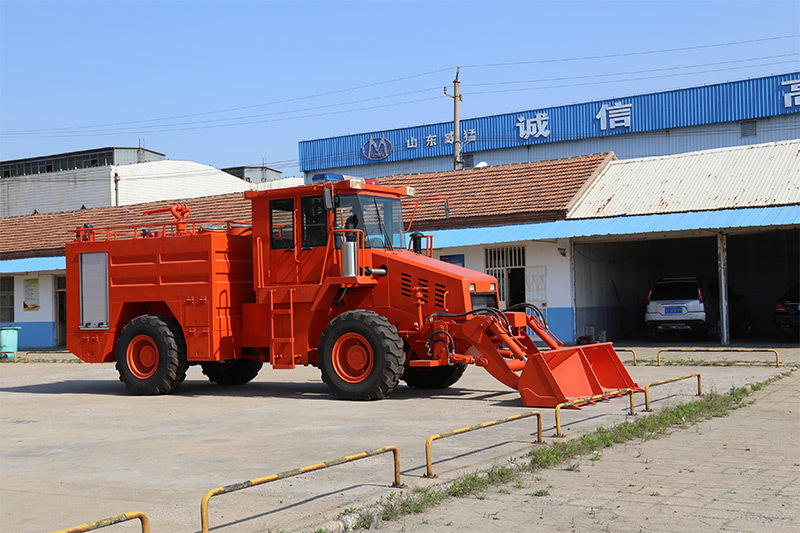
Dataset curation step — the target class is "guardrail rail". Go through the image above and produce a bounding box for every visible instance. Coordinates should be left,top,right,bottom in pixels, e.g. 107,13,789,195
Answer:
52,511,150,533
424,411,543,478
200,445,402,533
554,389,635,437
643,373,702,411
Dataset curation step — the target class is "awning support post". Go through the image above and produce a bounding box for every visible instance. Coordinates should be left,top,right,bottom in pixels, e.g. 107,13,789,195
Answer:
717,231,730,345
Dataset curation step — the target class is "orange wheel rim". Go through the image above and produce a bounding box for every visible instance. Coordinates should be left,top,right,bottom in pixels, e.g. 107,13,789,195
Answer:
127,335,159,379
331,332,374,383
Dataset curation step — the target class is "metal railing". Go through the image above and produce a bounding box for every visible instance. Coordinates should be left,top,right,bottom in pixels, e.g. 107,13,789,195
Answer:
615,348,638,365
200,446,402,533
51,511,150,533
643,373,702,411
424,411,543,478
656,348,780,367
555,389,635,437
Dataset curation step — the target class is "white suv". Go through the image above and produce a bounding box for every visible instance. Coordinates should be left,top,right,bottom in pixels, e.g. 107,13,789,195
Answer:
645,277,750,339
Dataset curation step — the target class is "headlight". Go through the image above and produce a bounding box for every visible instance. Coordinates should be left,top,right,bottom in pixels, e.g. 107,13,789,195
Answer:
469,283,476,292
490,283,496,291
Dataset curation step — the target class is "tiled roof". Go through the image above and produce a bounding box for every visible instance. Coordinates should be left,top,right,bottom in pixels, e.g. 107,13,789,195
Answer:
1,153,612,258
0,193,251,260
380,153,613,230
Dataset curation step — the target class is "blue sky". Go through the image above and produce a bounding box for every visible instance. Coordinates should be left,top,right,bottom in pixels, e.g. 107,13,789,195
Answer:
1,0,798,176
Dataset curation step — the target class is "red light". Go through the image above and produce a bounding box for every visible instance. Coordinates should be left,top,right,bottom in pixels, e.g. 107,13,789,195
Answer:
697,282,704,303
646,284,654,304
775,301,788,313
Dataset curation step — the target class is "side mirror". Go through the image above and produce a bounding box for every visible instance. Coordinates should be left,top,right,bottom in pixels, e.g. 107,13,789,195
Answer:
323,189,334,211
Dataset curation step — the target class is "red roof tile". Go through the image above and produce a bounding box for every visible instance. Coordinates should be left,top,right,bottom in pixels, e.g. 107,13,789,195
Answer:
1,153,612,259
381,153,613,230
1,193,251,259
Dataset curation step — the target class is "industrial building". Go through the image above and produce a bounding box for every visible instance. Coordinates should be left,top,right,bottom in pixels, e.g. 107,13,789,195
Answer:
300,72,800,180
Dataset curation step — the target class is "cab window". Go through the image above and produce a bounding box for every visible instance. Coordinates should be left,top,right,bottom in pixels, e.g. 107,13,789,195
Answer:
270,198,294,249
301,196,327,247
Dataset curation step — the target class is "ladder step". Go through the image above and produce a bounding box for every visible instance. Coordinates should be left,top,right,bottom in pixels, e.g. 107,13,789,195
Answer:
272,309,292,315
272,337,294,343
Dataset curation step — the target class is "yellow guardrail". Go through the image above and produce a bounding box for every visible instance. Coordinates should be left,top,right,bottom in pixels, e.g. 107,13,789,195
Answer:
200,445,402,533
424,411,543,478
643,373,702,411
656,348,780,367
52,511,150,533
555,389,635,437
615,348,638,366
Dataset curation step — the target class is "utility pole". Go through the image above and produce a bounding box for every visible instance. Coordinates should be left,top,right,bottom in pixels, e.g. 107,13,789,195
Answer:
444,67,463,170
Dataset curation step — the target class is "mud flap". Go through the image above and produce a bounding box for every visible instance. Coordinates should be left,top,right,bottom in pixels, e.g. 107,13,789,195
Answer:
517,343,640,408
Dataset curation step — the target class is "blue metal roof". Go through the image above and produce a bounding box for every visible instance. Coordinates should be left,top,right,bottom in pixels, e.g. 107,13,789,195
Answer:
427,205,800,248
0,256,66,274
300,72,800,171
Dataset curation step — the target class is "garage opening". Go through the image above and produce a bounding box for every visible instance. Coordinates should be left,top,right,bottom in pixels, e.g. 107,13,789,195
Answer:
572,229,799,343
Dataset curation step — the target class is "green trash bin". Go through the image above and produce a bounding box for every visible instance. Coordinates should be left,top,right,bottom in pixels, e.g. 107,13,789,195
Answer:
0,326,22,360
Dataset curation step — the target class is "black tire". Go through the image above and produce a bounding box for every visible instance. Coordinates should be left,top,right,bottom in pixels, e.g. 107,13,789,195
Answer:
115,314,188,395
402,364,467,389
201,360,263,386
319,310,404,400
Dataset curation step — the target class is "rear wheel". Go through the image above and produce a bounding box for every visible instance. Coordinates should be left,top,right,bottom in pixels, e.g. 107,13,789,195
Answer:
403,364,467,389
115,315,188,395
319,310,404,400
201,360,263,386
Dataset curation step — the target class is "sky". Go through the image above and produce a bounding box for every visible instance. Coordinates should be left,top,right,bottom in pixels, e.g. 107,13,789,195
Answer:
1,0,798,177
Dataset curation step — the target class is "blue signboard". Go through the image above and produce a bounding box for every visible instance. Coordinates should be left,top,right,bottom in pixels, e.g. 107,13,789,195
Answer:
299,72,800,171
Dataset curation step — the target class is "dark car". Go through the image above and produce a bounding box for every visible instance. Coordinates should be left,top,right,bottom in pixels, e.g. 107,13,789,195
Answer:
645,276,751,339
773,284,799,340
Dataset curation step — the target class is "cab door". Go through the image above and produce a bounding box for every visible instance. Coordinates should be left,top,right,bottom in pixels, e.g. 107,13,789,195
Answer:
268,197,299,284
298,195,329,282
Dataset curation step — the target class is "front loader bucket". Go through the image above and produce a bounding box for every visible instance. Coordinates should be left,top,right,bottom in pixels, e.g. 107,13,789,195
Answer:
517,342,640,408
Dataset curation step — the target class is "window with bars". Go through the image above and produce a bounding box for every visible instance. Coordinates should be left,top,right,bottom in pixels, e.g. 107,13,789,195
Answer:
485,246,526,307
0,277,13,322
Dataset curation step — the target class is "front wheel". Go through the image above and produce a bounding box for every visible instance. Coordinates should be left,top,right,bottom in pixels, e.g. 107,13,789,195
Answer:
115,314,188,395
201,360,263,386
319,310,404,400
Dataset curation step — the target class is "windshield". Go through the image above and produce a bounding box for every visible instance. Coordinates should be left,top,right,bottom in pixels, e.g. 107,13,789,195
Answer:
335,194,406,250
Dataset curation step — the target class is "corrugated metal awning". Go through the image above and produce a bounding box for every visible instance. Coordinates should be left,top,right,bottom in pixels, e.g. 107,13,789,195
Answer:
428,205,800,248
0,256,66,274
568,139,800,218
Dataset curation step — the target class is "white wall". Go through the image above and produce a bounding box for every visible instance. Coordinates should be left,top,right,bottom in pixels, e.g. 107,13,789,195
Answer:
13,274,55,323
115,160,252,205
1,167,112,217
433,238,576,342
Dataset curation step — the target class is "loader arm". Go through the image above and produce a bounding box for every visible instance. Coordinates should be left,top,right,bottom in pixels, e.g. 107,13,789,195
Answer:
424,310,641,408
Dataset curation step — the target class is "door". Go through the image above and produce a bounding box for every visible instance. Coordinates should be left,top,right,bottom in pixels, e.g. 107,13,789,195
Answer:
268,198,299,284
55,276,67,346
298,195,329,282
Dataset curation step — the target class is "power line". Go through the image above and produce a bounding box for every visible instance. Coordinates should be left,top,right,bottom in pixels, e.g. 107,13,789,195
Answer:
3,35,796,136
468,60,799,96
2,68,456,134
3,61,794,139
1,87,443,136
464,54,799,88
461,34,800,69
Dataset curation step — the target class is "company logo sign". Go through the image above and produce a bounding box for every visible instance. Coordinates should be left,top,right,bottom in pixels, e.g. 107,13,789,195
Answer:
362,135,393,160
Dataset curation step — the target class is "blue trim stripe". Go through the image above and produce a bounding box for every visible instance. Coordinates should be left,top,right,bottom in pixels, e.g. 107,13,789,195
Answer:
0,256,66,274
427,205,800,248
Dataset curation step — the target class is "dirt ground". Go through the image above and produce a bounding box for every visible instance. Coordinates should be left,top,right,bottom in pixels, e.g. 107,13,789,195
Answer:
0,343,797,532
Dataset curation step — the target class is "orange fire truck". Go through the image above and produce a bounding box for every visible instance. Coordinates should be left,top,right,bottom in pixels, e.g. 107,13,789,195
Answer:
66,174,638,406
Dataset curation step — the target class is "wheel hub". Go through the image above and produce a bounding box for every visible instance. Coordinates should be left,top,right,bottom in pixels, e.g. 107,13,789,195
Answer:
127,334,159,379
331,332,374,383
